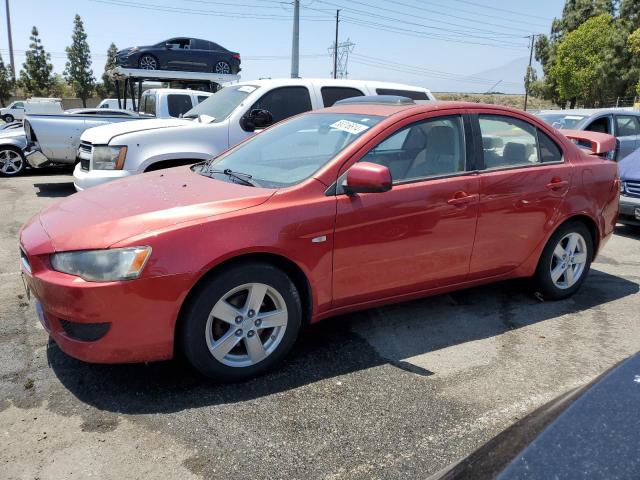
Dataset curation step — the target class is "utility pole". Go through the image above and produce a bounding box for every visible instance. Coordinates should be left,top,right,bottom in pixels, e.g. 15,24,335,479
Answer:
333,9,340,79
524,34,536,111
5,0,15,77
290,0,300,78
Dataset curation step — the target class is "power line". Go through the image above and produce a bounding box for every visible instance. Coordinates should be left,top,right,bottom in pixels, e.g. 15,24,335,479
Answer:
438,0,554,22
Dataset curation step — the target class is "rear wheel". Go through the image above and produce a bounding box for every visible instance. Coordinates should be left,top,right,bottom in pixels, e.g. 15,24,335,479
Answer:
532,221,593,300
138,55,158,70
0,147,26,176
180,263,302,381
214,61,231,74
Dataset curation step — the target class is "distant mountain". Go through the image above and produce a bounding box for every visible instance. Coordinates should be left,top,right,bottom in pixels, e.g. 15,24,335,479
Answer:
459,57,541,95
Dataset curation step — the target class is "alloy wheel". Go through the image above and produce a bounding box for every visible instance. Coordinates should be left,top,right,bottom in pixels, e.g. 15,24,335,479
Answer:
549,232,588,289
214,61,231,74
205,282,288,367
139,55,158,70
0,149,24,175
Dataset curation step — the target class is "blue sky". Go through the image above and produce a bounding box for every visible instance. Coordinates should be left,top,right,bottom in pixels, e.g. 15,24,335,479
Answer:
1,0,564,93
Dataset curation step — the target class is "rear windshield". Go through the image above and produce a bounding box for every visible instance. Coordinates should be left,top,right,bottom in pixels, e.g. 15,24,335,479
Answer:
536,113,587,129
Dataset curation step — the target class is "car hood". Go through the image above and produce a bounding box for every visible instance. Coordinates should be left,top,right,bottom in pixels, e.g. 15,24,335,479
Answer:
0,127,25,138
81,118,192,144
37,167,275,251
618,148,640,181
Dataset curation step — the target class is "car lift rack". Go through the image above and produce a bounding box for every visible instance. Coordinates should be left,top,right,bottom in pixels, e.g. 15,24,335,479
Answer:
108,67,241,112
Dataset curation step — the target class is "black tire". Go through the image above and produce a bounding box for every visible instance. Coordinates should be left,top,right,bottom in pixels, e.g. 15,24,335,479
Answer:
0,146,27,177
179,262,302,381
138,54,159,70
2,114,15,123
213,61,231,74
532,221,594,300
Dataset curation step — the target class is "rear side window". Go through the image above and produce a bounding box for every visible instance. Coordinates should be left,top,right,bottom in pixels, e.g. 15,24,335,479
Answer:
479,115,539,169
615,115,640,136
141,94,156,116
320,87,365,107
586,116,611,134
251,86,312,123
537,130,563,163
375,88,429,100
197,95,210,104
167,94,193,117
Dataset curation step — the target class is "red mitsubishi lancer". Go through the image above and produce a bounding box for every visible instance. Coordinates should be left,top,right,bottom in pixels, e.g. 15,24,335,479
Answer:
19,97,619,380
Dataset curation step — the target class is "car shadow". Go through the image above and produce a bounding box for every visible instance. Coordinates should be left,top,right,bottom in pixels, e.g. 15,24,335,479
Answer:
47,268,638,414
33,182,76,197
615,224,640,240
22,166,74,177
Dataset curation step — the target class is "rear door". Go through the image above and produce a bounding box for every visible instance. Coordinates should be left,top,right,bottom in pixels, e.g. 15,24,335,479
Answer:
468,111,571,279
614,114,640,159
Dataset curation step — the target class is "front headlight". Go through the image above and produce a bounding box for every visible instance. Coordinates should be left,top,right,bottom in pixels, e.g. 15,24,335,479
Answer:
620,181,626,194
51,247,151,282
93,145,127,170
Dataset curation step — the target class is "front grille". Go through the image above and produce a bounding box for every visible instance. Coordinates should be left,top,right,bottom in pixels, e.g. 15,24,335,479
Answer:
78,141,92,171
80,159,90,171
79,142,92,154
626,181,640,198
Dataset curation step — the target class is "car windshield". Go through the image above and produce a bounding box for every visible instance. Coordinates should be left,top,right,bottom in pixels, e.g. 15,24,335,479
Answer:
182,85,259,122
194,112,383,188
536,113,587,129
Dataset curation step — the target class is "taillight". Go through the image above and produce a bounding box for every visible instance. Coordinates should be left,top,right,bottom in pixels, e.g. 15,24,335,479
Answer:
232,53,241,60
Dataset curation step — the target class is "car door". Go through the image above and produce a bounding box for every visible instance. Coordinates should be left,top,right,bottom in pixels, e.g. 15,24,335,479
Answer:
614,114,640,159
188,39,211,72
467,111,571,279
164,38,194,70
228,85,313,147
332,112,480,307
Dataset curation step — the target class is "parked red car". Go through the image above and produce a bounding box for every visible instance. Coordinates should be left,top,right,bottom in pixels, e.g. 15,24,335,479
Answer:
19,98,619,380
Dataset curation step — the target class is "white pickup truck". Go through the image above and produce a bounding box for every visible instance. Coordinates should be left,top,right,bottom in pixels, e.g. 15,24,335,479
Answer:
23,88,211,173
74,78,435,190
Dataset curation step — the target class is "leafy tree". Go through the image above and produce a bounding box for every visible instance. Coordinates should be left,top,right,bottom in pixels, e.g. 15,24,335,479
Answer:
0,54,15,107
548,14,617,107
64,14,95,107
18,26,54,97
628,28,640,95
96,43,118,98
50,73,74,98
620,0,640,31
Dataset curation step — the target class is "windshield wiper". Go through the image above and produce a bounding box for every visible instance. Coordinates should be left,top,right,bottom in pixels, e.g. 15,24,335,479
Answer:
208,168,259,187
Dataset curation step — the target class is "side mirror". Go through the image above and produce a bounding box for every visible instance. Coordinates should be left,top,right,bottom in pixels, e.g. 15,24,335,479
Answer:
240,109,273,132
343,162,392,195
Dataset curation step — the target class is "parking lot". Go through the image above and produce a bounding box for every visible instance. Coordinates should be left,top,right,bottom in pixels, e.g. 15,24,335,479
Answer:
1,169,639,480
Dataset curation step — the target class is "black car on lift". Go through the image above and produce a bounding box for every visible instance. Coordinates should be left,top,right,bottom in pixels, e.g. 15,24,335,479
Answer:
116,37,241,74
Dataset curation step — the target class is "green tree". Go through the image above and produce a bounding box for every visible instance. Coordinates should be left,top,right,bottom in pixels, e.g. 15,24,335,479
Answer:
548,14,618,107
628,28,640,95
0,54,15,107
620,0,640,31
18,26,54,97
96,43,118,98
64,14,95,107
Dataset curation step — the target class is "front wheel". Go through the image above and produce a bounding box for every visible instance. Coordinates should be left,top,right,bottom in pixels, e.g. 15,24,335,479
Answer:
180,263,302,381
2,114,15,123
138,55,158,70
532,221,593,300
0,147,27,176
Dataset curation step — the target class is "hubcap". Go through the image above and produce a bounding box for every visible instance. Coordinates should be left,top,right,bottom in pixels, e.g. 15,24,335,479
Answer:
215,61,230,74
550,232,588,289
205,283,288,367
139,56,157,70
0,149,23,175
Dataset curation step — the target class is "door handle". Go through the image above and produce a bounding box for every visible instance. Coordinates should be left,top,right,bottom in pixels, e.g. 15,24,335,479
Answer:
447,192,479,206
545,179,569,190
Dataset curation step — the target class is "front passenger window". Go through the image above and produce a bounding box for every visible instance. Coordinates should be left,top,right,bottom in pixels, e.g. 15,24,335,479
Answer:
360,115,465,182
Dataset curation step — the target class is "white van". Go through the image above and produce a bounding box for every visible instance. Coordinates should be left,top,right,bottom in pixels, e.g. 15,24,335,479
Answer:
74,78,435,190
1,98,62,123
97,98,135,111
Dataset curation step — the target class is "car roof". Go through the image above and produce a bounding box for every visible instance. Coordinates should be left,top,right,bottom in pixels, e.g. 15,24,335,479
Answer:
142,88,213,95
321,101,526,118
536,108,640,117
232,77,432,94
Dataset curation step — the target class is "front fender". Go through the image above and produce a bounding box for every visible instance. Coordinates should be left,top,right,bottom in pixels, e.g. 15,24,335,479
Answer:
0,136,28,151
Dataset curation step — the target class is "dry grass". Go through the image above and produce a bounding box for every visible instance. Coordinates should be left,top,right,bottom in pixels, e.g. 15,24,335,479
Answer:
433,92,555,110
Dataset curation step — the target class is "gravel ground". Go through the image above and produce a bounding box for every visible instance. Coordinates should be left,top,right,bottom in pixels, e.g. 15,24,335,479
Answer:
1,169,639,479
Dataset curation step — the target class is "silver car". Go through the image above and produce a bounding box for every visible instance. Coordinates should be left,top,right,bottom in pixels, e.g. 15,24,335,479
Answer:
536,109,640,160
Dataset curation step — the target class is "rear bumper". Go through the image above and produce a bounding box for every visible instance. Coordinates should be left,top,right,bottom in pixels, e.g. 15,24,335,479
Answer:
618,194,640,226
73,163,134,191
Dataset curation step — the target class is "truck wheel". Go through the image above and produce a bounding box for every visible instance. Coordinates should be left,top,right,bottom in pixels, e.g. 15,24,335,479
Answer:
0,147,26,176
2,114,15,123
179,262,302,381
532,221,593,300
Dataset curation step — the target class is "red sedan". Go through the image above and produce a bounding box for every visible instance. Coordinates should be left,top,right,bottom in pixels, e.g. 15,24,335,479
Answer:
19,99,619,380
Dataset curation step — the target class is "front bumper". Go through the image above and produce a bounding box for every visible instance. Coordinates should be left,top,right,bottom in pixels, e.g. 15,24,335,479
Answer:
19,220,195,363
618,194,640,226
24,146,50,168
73,163,134,191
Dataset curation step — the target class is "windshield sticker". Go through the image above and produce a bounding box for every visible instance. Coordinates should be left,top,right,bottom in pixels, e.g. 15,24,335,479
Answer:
237,86,256,93
330,120,370,135
564,115,584,120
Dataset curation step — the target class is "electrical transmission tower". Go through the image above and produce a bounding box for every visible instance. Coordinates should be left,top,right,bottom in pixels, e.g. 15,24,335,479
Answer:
328,39,355,79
